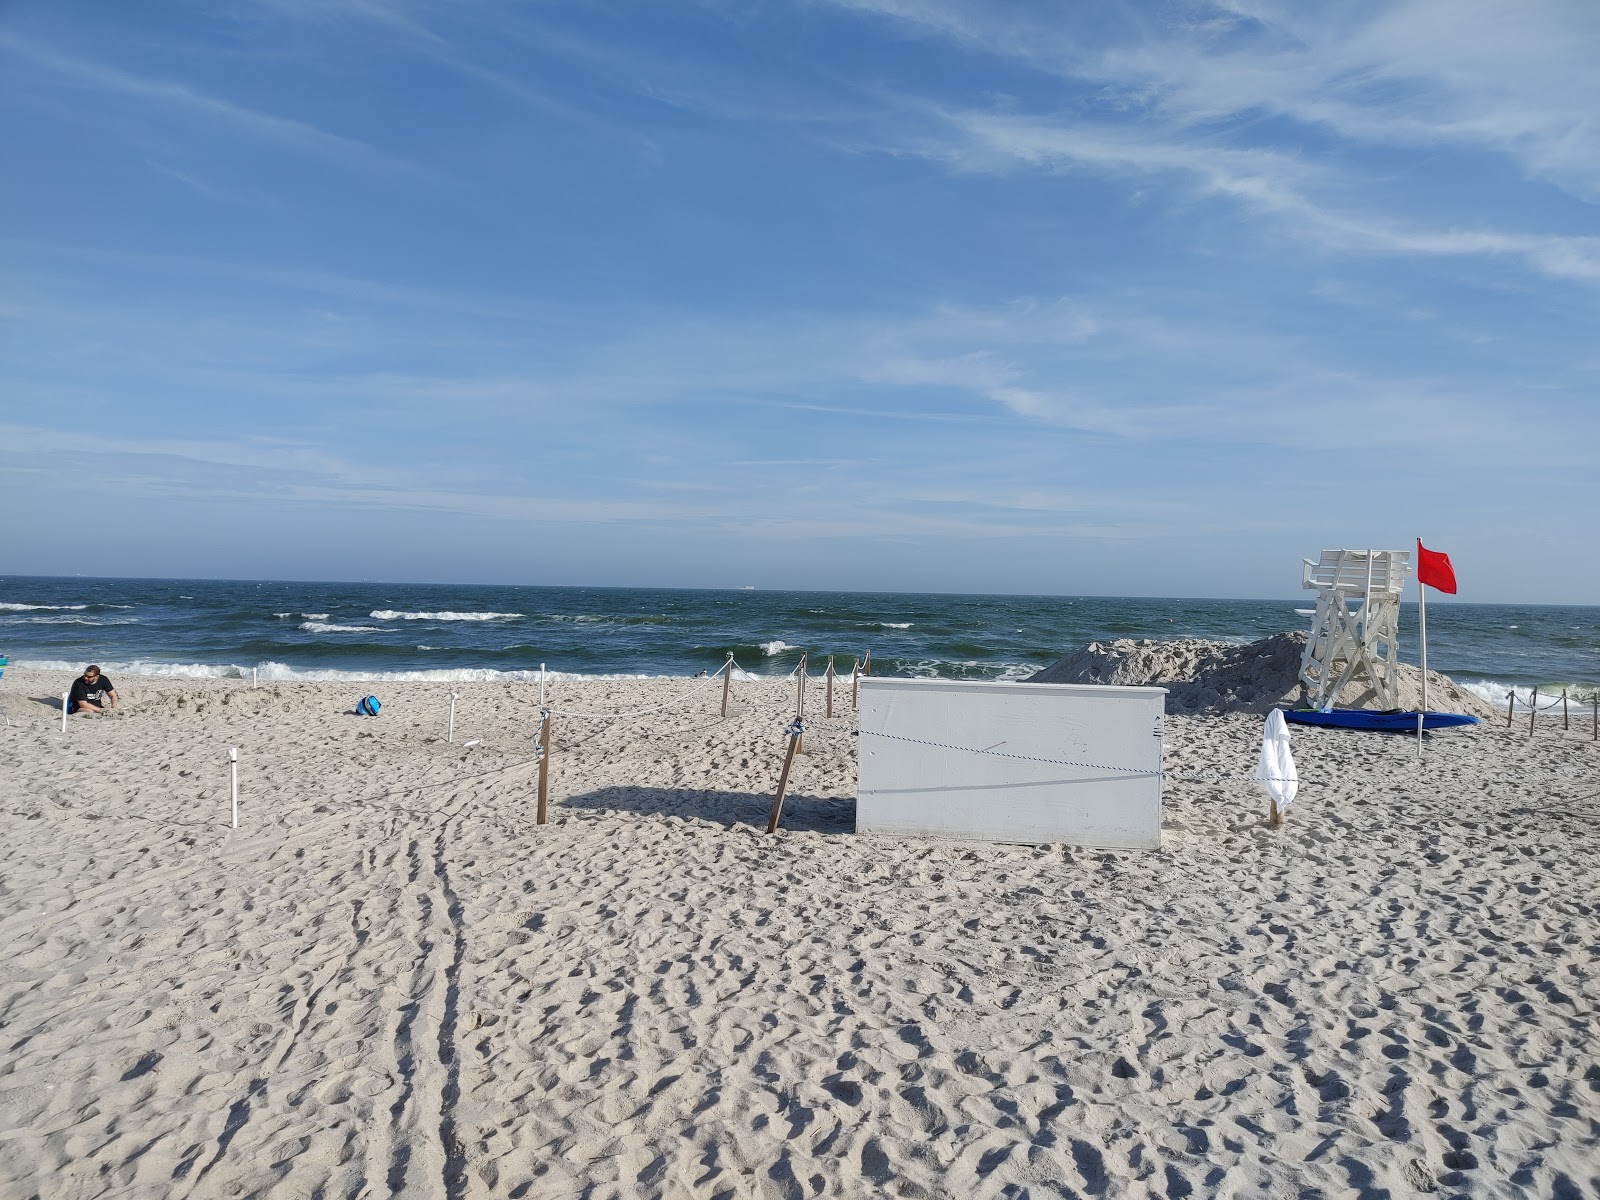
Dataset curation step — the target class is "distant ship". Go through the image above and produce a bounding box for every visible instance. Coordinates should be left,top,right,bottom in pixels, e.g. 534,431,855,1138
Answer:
737,585,756,591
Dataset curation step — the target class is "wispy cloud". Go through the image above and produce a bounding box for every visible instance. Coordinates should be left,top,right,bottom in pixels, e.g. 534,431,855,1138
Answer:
902,105,1600,286
822,0,1600,199
0,30,401,169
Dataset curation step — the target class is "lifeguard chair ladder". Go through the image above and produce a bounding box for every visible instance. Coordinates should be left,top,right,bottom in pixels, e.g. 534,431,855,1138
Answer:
1299,549,1411,710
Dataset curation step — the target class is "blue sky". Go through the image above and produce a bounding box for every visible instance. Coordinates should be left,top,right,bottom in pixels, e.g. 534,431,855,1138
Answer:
2,1,1596,602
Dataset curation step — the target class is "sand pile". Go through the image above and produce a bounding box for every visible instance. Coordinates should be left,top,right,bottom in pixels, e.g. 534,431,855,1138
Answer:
1028,631,1500,718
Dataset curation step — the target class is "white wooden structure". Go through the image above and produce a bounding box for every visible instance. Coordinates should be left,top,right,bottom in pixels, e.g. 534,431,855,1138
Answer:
856,677,1166,850
1298,548,1411,710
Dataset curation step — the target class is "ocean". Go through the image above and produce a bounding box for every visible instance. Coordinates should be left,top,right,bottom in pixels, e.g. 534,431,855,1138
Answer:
1,575,1595,706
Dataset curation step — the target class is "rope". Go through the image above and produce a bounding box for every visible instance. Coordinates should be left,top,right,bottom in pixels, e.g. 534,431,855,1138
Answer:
858,728,1163,778
855,727,1593,788
1506,688,1591,713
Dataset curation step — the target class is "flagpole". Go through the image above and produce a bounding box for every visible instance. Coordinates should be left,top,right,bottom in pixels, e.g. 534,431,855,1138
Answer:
1417,539,1428,757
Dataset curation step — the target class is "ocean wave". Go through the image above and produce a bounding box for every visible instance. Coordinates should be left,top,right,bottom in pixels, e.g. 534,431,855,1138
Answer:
9,615,140,626
300,621,382,633
7,658,683,683
875,622,913,630
10,659,248,679
274,612,330,620
1460,678,1599,709
0,602,133,612
893,658,1044,682
761,640,795,656
370,610,520,622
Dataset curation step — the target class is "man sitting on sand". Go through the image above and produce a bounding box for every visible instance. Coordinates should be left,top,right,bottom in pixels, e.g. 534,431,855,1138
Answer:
67,665,119,716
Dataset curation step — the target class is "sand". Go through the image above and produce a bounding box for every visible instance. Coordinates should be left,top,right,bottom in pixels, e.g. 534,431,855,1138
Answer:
1,665,1596,1199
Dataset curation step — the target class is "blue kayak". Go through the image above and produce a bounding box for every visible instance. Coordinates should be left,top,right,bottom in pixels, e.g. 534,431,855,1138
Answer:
1283,708,1479,732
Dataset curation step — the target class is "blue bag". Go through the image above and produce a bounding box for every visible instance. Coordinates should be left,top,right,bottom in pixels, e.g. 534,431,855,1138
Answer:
358,695,381,716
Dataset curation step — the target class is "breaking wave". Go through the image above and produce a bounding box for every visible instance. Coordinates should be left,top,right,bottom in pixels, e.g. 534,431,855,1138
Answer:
8,658,674,683
300,621,382,633
370,610,520,622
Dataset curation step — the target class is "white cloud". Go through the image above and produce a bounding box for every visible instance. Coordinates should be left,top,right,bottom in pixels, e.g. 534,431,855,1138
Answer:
0,31,400,169
822,0,1600,199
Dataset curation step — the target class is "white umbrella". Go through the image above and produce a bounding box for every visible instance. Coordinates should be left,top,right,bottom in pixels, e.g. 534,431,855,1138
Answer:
1256,708,1299,826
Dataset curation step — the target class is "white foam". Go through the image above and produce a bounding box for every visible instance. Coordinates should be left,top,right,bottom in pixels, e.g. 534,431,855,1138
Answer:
274,612,330,620
370,610,519,622
761,640,794,656
0,602,88,611
881,622,913,629
11,659,247,679
7,615,139,626
8,658,678,683
1461,678,1598,709
300,622,382,633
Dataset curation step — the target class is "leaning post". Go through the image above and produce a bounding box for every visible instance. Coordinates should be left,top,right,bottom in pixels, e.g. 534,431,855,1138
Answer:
536,710,552,825
825,656,834,719
721,654,733,718
1529,688,1538,739
766,720,803,834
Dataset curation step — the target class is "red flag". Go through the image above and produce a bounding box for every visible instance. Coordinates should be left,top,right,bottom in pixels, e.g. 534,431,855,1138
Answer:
1416,540,1457,594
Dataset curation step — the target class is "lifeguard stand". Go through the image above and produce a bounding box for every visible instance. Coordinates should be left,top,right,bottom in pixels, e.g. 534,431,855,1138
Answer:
1298,549,1411,710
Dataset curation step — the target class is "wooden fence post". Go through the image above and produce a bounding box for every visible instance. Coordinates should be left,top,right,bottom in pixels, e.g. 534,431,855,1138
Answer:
1562,689,1569,731
1506,689,1515,728
862,649,871,676
721,655,733,718
825,657,834,719
1529,688,1537,739
766,722,803,834
536,711,552,824
1268,798,1282,829
851,657,860,709
795,654,807,752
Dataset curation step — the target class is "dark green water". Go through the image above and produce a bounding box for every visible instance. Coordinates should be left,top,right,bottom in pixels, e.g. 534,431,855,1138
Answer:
1,576,1595,706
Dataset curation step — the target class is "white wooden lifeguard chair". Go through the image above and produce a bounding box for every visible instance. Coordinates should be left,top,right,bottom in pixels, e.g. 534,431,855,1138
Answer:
1298,549,1411,710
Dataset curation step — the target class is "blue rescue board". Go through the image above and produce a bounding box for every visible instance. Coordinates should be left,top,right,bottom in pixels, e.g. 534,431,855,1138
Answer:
1283,708,1479,732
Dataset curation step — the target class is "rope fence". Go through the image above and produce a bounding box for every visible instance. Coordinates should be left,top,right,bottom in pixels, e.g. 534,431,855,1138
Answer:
9,648,1595,841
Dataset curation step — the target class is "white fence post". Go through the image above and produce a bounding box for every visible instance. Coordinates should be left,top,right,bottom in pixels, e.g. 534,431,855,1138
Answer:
230,747,239,829
61,690,70,733
448,692,458,742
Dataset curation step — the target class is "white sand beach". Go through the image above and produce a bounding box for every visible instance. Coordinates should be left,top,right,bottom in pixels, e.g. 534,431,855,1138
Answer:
1,666,1596,1198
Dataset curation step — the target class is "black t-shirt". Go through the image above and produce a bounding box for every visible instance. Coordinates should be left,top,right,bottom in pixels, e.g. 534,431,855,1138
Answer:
70,675,114,705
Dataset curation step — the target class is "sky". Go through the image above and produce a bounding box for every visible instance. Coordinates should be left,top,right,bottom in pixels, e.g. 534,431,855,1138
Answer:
1,1,1596,602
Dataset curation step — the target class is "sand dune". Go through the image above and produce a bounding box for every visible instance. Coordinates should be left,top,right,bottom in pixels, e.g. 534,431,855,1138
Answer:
1,667,1596,1198
1028,632,1501,719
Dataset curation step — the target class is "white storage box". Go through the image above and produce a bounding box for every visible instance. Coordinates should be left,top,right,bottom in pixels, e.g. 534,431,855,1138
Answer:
856,677,1166,850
